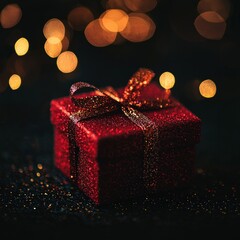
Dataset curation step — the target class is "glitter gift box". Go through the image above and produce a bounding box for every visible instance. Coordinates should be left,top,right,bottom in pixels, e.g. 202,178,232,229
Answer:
50,69,201,205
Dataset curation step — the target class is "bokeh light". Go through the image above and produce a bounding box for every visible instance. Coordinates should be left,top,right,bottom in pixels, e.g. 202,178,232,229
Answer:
67,6,94,31
120,13,156,42
199,79,217,98
100,9,129,32
194,11,226,40
43,18,65,43
123,0,157,13
159,72,175,90
56,51,78,73
9,74,22,90
14,38,29,56
44,38,62,58
0,4,22,29
84,19,117,47
197,0,231,20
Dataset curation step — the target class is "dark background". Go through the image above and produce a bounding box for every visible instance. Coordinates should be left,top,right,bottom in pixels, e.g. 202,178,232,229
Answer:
1,0,240,238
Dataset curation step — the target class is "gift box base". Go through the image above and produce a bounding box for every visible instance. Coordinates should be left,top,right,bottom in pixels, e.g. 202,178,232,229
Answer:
54,127,196,205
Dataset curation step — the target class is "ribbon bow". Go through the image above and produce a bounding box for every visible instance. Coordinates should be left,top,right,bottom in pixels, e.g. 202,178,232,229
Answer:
69,68,174,189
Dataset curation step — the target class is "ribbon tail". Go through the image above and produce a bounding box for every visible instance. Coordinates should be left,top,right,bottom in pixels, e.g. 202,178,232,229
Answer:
121,106,159,190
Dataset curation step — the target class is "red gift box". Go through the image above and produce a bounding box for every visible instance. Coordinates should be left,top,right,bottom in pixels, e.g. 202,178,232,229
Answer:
50,69,201,205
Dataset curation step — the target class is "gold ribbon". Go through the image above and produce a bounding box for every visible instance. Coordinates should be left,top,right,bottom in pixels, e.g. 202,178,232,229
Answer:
69,68,174,189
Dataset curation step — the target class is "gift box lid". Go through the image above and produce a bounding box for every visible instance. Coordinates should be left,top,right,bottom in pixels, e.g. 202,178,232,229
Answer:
50,82,201,160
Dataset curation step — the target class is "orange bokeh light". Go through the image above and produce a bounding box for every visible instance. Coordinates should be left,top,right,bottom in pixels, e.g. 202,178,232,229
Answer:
14,38,29,56
100,9,129,32
197,0,231,20
120,13,156,42
43,18,65,42
0,4,22,28
123,0,157,13
56,51,78,73
44,38,62,58
194,11,226,40
200,11,226,23
9,74,21,90
67,6,94,31
199,79,217,98
84,19,117,47
159,72,175,90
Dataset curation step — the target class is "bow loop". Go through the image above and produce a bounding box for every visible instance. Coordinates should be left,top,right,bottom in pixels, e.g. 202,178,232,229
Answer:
70,80,120,110
123,68,155,103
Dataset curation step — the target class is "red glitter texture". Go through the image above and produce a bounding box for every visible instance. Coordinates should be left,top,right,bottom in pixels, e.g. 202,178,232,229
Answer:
50,82,201,205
